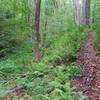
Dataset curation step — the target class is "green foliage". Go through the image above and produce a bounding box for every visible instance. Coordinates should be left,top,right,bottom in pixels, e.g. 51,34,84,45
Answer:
0,18,86,100
0,0,100,100
0,54,83,99
91,23,100,50
0,0,31,58
42,28,85,65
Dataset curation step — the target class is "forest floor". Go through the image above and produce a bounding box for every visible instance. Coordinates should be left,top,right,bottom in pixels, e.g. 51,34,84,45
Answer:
72,32,100,100
2,31,100,100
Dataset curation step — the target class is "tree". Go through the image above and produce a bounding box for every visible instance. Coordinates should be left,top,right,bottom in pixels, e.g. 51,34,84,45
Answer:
74,0,91,26
32,0,41,61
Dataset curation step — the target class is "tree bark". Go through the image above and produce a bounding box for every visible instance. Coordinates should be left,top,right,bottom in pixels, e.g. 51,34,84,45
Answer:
32,0,41,61
85,0,91,24
74,0,91,26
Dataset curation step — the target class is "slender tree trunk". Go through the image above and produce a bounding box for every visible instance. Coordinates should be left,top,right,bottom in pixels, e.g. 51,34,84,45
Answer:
85,0,91,24
32,0,41,61
41,1,48,48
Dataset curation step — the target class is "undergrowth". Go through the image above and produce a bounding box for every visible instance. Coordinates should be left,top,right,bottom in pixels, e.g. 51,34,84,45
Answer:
0,27,92,100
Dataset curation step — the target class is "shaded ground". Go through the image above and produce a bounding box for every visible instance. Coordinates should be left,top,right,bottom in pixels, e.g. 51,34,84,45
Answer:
73,32,100,100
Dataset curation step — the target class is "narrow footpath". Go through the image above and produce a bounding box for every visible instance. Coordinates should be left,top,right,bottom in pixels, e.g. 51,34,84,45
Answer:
73,32,100,100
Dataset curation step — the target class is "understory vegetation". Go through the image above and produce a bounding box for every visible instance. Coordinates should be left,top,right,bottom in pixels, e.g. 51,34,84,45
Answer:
0,0,100,100
0,27,85,100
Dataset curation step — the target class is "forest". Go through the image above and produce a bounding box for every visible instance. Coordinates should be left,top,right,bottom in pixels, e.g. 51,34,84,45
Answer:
0,0,100,100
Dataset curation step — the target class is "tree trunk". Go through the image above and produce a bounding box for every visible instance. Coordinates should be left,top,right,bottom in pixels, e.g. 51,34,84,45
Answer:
32,0,41,61
74,0,91,26
85,0,91,24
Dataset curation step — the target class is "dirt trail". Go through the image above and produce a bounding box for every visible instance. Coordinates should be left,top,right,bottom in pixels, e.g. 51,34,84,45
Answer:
73,32,100,100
